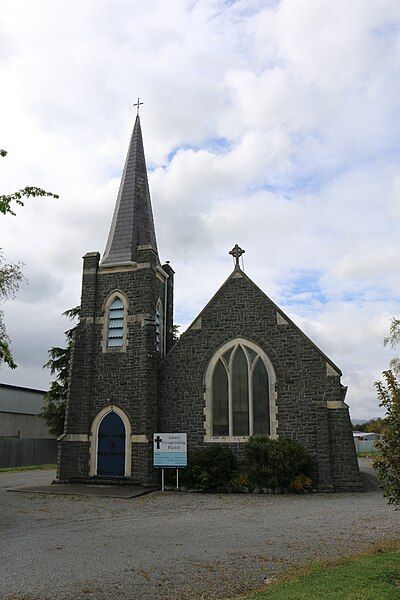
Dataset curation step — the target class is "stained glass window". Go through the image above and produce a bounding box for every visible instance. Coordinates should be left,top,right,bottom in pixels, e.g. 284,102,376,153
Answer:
252,358,270,434
232,347,249,436
223,347,234,363
212,360,229,436
210,341,270,438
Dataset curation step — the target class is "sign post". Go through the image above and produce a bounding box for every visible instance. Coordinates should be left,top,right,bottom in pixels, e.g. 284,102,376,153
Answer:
153,433,187,491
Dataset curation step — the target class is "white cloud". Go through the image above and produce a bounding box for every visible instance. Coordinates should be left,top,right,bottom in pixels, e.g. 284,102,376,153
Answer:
1,0,400,418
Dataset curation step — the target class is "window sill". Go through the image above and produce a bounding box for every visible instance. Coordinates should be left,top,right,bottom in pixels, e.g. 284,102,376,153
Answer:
103,346,127,353
204,436,250,443
204,434,275,443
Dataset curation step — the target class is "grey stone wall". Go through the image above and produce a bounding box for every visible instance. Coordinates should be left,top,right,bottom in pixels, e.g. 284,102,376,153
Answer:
328,406,360,491
58,247,170,486
58,441,90,480
59,252,359,491
158,268,360,491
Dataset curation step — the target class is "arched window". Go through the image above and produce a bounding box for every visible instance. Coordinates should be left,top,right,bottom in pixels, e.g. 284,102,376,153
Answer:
107,296,125,347
155,299,164,355
207,340,275,439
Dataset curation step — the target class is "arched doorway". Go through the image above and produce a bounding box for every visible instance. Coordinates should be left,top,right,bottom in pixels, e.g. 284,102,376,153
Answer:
97,411,126,477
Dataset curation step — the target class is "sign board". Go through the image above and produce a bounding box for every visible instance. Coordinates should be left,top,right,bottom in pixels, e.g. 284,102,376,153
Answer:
153,433,187,467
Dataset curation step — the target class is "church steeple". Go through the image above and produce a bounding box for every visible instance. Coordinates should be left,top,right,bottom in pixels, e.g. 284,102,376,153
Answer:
101,114,159,265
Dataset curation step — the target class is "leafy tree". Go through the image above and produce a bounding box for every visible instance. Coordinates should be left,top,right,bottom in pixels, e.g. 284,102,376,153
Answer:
373,371,400,507
352,422,366,431
0,149,59,216
352,418,387,435
0,148,59,367
0,251,23,368
364,418,387,435
384,317,400,376
40,307,79,437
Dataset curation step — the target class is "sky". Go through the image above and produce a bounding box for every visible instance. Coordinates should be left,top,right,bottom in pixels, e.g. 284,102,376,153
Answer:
1,0,400,419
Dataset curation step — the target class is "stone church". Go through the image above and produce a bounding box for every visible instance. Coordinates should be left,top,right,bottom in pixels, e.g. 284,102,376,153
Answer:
58,115,360,492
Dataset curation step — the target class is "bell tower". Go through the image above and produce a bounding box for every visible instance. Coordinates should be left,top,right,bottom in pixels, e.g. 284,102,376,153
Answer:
58,112,174,485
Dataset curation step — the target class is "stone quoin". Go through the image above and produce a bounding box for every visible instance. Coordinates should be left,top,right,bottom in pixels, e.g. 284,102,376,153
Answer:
58,113,360,491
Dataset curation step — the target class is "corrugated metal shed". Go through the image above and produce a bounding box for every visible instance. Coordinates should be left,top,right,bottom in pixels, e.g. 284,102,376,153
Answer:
353,431,383,440
0,384,46,415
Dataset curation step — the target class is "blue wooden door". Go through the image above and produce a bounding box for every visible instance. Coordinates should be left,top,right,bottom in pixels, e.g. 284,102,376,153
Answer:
97,412,126,477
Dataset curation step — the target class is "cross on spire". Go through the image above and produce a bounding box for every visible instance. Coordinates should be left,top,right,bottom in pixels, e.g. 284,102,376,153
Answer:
229,244,245,268
133,97,143,115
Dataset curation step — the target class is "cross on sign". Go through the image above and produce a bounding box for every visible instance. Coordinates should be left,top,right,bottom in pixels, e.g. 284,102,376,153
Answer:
154,435,163,449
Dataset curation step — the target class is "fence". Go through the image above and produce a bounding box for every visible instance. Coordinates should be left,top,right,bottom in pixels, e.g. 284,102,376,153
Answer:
0,438,57,468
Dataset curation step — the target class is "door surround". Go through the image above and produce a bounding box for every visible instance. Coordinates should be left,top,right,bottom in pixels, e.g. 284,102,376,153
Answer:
89,404,132,477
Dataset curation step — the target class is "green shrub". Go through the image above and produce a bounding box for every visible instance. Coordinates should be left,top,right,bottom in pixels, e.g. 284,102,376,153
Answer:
244,435,312,489
373,371,400,507
185,445,237,492
230,471,251,492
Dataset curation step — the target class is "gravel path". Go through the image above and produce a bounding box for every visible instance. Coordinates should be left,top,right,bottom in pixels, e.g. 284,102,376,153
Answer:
1,465,399,600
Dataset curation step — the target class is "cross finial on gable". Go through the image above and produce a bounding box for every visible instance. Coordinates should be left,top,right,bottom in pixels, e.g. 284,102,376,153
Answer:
133,97,144,115
229,244,245,269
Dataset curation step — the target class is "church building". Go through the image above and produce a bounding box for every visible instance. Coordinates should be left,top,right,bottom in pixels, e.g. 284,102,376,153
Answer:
58,114,360,492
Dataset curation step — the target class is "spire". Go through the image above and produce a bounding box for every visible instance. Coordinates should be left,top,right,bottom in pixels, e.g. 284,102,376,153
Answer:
101,114,159,265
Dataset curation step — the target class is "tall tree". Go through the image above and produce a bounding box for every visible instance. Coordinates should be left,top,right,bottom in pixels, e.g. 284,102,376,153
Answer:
352,417,387,435
384,317,400,376
374,371,400,507
41,307,79,437
0,251,23,368
0,148,58,367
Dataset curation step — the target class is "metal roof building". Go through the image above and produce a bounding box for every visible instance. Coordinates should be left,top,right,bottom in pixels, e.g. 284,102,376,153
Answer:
0,383,52,439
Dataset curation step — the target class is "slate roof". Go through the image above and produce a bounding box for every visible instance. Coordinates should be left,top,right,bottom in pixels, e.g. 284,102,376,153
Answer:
101,115,159,265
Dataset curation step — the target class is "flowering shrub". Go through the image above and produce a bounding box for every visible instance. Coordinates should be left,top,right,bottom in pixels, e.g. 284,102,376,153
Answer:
230,472,250,492
289,474,313,493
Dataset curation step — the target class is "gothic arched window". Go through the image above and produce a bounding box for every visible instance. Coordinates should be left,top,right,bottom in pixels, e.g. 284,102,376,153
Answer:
208,340,273,438
107,296,125,347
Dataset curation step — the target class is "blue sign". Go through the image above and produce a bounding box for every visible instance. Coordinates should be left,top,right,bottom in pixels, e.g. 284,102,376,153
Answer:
153,433,187,467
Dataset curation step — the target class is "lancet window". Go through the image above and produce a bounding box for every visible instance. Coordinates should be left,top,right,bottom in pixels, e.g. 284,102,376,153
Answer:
156,299,164,355
107,297,125,347
210,341,271,437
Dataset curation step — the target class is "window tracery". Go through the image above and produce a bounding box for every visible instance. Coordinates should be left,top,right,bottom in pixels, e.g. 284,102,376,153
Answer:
208,340,273,438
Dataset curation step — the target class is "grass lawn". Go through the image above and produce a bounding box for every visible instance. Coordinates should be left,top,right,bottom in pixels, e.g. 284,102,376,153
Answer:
357,451,379,458
0,463,56,473
242,546,400,600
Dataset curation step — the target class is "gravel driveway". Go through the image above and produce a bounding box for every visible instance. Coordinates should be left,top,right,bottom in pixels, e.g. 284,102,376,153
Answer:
1,465,399,600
